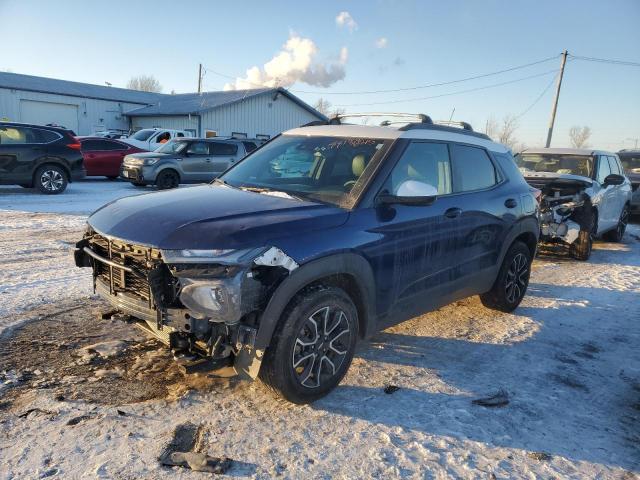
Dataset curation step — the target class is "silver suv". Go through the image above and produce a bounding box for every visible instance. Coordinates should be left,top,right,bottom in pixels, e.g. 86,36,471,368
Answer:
121,137,259,189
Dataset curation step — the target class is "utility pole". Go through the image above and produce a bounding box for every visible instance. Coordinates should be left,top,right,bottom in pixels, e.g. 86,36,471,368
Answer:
197,63,203,94
545,50,568,147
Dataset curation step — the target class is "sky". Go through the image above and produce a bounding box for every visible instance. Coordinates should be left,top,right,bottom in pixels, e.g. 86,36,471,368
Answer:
0,0,638,150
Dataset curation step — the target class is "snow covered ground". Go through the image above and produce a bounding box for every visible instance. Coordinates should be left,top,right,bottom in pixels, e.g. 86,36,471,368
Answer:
0,181,639,479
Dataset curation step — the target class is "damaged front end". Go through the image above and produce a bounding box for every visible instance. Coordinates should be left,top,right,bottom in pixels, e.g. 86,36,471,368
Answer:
74,228,297,377
525,175,595,253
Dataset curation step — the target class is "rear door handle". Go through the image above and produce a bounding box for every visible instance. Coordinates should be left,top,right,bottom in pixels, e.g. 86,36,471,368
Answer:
505,198,518,208
444,207,462,219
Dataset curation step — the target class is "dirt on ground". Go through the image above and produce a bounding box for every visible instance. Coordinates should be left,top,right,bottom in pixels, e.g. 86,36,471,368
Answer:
0,299,238,412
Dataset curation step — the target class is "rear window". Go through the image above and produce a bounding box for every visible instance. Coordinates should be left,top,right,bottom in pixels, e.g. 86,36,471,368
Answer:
210,142,238,155
450,144,497,192
81,139,126,151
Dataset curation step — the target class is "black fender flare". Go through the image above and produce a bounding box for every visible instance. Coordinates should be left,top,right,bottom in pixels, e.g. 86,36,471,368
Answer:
498,216,539,265
234,252,376,379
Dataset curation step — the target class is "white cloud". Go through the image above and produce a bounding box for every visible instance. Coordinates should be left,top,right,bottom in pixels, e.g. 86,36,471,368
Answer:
224,34,348,91
375,37,388,49
335,11,358,32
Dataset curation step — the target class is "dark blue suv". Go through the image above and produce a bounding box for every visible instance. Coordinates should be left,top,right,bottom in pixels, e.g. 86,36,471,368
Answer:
75,114,539,403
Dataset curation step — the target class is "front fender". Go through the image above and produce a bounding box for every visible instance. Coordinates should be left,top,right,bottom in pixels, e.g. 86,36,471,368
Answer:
234,252,376,379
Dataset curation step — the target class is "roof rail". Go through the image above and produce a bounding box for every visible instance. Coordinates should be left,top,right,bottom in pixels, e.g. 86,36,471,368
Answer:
326,112,433,125
399,122,491,141
435,120,474,131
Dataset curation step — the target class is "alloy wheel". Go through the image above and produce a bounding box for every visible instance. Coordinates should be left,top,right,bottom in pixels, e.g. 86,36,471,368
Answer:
291,306,351,389
40,169,64,192
504,253,529,304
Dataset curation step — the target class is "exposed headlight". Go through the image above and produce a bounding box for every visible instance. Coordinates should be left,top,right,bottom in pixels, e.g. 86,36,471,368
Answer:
180,282,233,318
161,247,263,264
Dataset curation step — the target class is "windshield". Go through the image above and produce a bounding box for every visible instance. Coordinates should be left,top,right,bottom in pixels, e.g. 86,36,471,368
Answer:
620,154,640,172
515,153,594,177
220,135,389,207
155,140,188,154
131,129,156,141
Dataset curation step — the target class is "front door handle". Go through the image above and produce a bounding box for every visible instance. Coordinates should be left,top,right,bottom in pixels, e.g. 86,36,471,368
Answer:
504,198,518,208
444,207,462,219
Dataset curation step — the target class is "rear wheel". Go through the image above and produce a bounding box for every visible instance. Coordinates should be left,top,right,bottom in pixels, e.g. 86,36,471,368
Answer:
259,285,358,404
603,205,629,243
155,170,180,190
35,165,68,194
480,241,531,313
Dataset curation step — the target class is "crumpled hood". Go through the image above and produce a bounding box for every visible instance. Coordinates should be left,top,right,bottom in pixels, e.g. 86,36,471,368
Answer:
88,184,349,250
522,170,593,187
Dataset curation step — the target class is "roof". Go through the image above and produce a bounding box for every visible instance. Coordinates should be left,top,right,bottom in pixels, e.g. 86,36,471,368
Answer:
522,147,615,156
285,124,509,153
0,71,161,105
123,87,326,120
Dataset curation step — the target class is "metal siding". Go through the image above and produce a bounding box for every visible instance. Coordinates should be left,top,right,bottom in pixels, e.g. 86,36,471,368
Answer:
131,115,199,132
199,93,319,138
0,87,142,135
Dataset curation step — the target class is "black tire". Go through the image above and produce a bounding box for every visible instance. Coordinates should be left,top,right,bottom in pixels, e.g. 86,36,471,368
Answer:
34,165,68,194
570,210,595,261
155,170,180,190
131,182,147,187
259,284,359,404
480,241,531,313
603,205,629,243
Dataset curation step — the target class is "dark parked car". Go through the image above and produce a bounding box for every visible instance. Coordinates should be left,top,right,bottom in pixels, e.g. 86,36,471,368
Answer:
75,114,539,403
79,137,145,179
0,121,85,194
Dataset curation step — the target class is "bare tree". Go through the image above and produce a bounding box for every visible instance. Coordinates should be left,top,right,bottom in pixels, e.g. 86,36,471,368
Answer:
568,126,591,148
126,75,162,93
484,114,521,150
313,98,345,118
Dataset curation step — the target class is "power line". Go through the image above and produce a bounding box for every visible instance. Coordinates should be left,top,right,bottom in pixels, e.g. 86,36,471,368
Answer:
569,54,640,67
202,55,561,95
333,69,559,107
294,55,561,94
515,71,560,120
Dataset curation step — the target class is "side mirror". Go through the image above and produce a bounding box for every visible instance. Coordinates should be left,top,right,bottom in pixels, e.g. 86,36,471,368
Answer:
603,173,625,186
377,180,438,207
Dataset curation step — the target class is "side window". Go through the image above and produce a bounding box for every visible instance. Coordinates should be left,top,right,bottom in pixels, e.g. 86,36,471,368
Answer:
186,142,210,155
242,141,257,153
37,130,60,143
387,142,452,195
596,155,611,183
450,144,497,192
607,156,621,175
0,127,39,144
176,132,185,138
210,142,238,156
81,140,102,151
156,132,171,143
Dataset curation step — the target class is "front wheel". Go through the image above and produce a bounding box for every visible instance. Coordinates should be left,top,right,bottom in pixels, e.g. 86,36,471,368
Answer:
480,241,531,313
35,165,68,194
155,170,180,190
259,285,358,404
603,205,629,243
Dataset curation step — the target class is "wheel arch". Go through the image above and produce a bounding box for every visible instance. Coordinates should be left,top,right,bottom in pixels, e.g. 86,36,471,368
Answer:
234,252,377,379
33,159,70,183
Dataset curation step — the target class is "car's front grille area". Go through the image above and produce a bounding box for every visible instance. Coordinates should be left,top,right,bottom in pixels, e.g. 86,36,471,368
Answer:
88,233,163,306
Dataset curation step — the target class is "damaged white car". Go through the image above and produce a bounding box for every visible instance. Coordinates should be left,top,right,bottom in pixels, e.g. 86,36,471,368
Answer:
516,148,632,260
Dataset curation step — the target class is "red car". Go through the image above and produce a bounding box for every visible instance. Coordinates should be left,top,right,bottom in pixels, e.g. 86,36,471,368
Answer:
79,137,146,178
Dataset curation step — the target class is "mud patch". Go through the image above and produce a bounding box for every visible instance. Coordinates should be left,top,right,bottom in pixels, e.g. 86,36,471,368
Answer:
0,300,235,410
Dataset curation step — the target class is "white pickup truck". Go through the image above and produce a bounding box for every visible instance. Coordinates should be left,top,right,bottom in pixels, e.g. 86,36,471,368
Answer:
122,128,193,151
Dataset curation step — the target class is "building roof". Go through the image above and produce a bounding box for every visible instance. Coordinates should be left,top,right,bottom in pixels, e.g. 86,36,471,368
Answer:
123,87,326,120
0,71,325,121
0,71,161,105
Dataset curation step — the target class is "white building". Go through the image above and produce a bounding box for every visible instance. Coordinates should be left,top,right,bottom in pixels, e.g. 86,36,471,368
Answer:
0,72,326,137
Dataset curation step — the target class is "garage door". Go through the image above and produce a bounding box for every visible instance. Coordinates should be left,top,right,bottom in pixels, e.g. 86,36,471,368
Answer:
20,100,79,133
